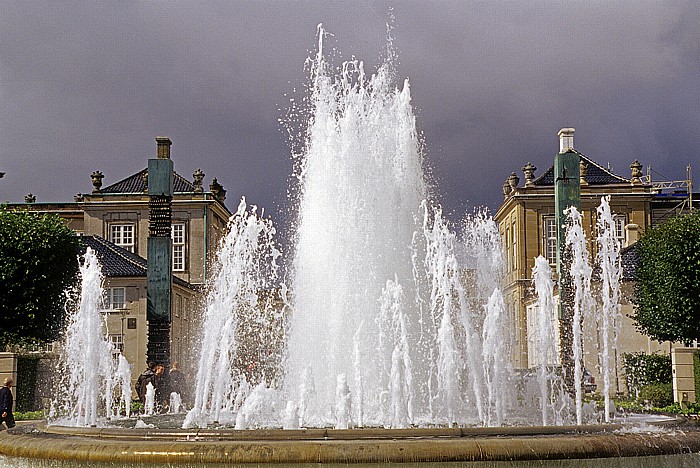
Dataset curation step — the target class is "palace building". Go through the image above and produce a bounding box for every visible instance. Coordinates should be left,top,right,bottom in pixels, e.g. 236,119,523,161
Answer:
8,138,232,382
494,128,695,393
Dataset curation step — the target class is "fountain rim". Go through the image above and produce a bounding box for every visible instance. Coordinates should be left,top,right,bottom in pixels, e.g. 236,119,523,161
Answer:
2,418,699,464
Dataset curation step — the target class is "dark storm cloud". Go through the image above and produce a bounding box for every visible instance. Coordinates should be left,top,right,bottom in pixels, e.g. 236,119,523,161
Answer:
1,1,698,227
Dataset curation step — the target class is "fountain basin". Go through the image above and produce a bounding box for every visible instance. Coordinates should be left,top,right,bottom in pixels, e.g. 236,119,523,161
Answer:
2,419,699,464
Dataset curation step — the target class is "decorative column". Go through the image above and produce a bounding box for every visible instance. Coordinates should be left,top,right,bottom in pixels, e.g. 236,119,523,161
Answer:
554,128,580,394
147,137,174,366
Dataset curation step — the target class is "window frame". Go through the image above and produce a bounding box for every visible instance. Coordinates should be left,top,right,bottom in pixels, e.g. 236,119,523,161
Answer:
109,334,124,353
172,222,186,272
511,219,517,272
544,215,557,265
109,223,135,253
103,287,126,311
613,215,626,245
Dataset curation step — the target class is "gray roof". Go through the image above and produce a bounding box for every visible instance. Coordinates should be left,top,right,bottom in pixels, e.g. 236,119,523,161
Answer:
101,168,196,193
533,153,629,186
620,243,639,280
81,235,194,289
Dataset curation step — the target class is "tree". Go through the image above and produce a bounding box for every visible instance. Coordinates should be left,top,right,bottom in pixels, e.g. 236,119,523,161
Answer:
632,212,700,343
0,208,81,348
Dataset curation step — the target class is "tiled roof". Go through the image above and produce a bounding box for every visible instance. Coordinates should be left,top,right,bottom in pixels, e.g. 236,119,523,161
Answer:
533,153,629,186
81,235,194,289
620,243,638,280
101,168,196,193
82,235,147,276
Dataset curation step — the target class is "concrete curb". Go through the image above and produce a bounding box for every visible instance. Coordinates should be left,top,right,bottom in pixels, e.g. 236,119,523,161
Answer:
1,422,699,464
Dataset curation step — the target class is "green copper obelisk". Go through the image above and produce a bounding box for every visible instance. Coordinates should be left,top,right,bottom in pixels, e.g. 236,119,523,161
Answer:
554,128,580,393
147,136,174,366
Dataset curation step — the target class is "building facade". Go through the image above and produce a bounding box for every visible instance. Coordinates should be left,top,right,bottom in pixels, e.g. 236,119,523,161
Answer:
494,129,678,394
9,137,232,386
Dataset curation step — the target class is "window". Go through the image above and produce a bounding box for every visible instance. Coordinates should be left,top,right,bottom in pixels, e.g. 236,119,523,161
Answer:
172,223,185,271
103,287,126,310
511,220,517,272
544,216,557,265
110,224,134,252
174,294,182,318
504,226,511,271
109,334,123,353
613,215,626,245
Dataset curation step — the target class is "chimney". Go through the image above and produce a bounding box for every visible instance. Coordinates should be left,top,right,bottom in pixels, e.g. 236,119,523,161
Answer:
155,136,172,160
558,128,575,153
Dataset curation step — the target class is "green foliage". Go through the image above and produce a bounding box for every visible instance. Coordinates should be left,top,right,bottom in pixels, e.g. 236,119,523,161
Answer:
15,356,38,412
14,410,44,420
622,352,672,395
0,208,81,348
694,352,700,400
638,382,673,407
632,212,700,343
131,400,144,414
614,399,644,413
655,402,700,414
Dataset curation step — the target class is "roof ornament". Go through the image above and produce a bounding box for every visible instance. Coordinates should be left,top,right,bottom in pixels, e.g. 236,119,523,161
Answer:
522,162,537,187
24,193,36,203
508,172,520,192
193,169,205,193
580,160,589,186
502,180,511,198
630,160,643,185
141,170,148,191
91,171,104,193
209,178,226,202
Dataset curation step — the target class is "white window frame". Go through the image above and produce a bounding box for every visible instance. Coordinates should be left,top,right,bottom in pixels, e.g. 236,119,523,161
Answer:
172,223,186,271
504,226,511,271
110,224,135,253
544,216,557,265
511,220,517,272
613,215,626,246
109,334,123,353
103,287,126,310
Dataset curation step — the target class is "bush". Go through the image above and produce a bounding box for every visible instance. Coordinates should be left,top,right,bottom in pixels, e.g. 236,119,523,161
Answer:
622,352,672,395
131,400,144,414
14,410,44,420
639,382,673,407
632,212,700,343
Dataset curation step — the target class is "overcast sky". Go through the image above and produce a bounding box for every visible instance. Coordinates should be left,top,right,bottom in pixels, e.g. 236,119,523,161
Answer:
1,1,698,228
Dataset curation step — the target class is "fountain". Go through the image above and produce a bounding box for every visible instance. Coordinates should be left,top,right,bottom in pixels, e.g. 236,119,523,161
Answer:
50,247,131,426
181,26,630,430
2,25,698,466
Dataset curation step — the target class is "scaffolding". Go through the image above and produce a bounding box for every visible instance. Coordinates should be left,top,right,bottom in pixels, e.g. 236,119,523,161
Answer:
642,164,694,214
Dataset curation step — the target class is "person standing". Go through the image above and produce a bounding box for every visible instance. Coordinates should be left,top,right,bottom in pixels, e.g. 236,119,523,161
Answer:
168,361,186,400
0,378,15,430
136,362,156,404
153,363,168,412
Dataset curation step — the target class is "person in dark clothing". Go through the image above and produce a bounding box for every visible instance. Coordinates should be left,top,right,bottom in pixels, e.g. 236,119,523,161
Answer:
168,361,186,401
136,361,157,404
153,363,168,411
0,378,15,430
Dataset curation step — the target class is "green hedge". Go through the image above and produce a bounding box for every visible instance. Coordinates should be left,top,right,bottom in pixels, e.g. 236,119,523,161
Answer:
621,352,672,396
15,356,39,412
638,382,673,407
694,352,700,399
